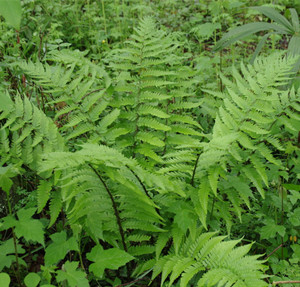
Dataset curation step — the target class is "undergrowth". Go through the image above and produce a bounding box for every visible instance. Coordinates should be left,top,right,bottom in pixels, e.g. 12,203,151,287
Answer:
0,1,299,287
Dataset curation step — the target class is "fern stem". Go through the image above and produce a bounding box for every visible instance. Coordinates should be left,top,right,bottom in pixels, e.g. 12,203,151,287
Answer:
126,165,151,199
81,88,104,101
190,153,200,187
88,164,128,252
115,268,152,287
78,239,86,272
209,195,216,221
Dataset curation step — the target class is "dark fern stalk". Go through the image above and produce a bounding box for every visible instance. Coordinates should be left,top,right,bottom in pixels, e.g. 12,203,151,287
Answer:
126,165,151,199
88,164,127,252
190,153,200,187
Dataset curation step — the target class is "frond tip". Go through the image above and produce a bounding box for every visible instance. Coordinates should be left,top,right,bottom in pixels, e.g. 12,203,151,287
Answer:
152,232,268,287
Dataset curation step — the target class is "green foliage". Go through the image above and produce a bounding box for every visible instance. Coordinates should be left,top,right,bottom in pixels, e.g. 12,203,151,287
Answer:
13,208,44,245
44,231,78,266
0,238,25,271
24,273,41,287
56,261,89,287
0,1,299,286
152,231,268,287
193,53,300,230
87,245,134,278
108,16,202,172
215,6,300,65
0,273,10,287
0,0,21,30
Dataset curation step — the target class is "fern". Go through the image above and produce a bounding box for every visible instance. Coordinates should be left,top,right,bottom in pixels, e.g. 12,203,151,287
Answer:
40,143,181,252
109,17,203,177
0,91,64,169
151,231,267,287
0,90,66,225
17,49,113,143
194,53,300,228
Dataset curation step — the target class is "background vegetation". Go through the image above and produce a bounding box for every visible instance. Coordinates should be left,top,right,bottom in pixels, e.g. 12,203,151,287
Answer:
0,0,299,286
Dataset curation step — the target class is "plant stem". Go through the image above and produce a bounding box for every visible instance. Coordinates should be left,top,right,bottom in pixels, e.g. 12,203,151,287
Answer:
126,165,151,198
89,164,127,252
78,237,86,271
6,190,22,286
279,177,284,260
265,243,284,260
209,195,216,221
190,153,200,187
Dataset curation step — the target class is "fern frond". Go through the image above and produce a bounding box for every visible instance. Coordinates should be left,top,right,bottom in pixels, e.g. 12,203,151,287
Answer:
193,53,299,225
152,230,267,287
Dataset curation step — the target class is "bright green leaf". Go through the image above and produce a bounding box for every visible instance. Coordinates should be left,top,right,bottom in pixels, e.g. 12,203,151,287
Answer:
0,273,10,287
24,273,40,287
87,245,134,278
14,208,44,246
45,231,78,266
0,238,25,271
56,261,89,287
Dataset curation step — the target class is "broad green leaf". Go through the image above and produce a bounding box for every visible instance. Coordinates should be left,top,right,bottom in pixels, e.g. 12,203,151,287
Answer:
14,208,45,246
250,6,294,32
289,8,299,32
288,35,300,57
192,22,221,39
87,245,134,278
0,166,16,193
24,273,40,287
44,231,78,266
0,238,25,271
0,174,13,194
283,183,300,191
288,190,300,205
40,265,56,283
0,215,17,231
0,273,10,287
0,0,22,30
214,22,289,51
260,219,286,239
288,207,300,226
56,261,89,287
